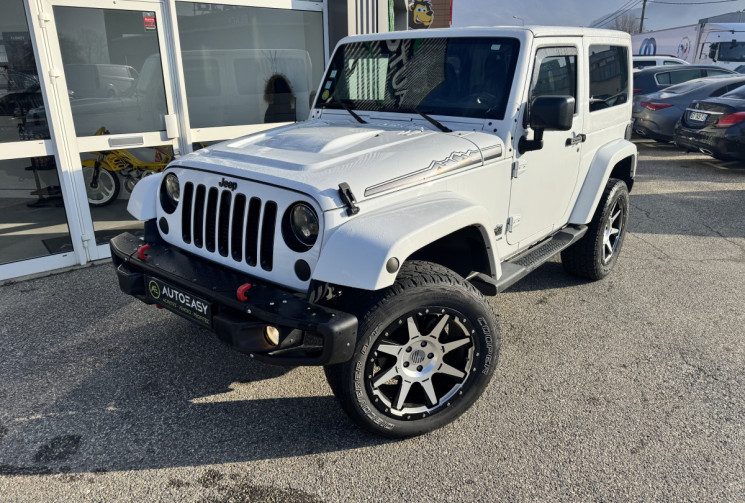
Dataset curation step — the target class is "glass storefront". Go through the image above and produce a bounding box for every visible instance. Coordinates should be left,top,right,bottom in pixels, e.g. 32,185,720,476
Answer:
175,3,324,129
1,0,329,280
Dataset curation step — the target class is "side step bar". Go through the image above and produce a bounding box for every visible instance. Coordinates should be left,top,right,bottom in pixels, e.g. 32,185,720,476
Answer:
469,225,588,295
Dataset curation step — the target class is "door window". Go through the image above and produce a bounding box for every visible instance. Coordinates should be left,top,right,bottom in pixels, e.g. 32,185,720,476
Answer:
589,45,629,111
52,6,169,137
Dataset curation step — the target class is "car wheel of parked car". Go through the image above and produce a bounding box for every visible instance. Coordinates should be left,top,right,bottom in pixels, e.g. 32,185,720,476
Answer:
561,178,629,280
82,163,120,207
324,261,500,438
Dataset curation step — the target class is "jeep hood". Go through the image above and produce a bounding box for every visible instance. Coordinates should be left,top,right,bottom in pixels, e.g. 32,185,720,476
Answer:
171,120,503,211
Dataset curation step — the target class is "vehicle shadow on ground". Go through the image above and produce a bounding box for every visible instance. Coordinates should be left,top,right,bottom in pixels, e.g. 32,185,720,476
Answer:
0,309,388,476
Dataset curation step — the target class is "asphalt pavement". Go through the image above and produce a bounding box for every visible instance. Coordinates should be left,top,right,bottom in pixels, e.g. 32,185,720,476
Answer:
0,140,743,502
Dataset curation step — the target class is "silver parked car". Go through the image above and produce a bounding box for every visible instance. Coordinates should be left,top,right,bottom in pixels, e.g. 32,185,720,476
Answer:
632,74,745,142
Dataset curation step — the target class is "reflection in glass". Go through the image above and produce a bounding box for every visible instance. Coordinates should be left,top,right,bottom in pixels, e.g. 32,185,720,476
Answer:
81,145,173,245
50,7,168,137
0,156,72,265
0,0,50,143
176,4,324,128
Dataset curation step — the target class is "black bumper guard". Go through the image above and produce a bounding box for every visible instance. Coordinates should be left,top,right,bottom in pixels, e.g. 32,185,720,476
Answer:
110,232,357,366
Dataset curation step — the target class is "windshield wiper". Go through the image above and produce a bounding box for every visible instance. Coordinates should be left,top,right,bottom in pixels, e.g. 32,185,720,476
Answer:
400,107,452,133
326,99,367,124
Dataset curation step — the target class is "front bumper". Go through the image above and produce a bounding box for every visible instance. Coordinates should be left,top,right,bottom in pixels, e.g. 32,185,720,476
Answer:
110,231,357,366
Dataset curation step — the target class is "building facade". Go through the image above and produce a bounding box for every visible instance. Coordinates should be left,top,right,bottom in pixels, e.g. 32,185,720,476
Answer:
0,0,451,282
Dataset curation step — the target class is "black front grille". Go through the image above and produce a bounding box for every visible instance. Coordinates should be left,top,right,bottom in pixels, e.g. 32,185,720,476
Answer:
180,182,277,268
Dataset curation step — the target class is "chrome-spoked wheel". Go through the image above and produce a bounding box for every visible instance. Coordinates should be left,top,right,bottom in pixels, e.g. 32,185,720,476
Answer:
324,261,500,438
366,307,475,419
602,199,625,264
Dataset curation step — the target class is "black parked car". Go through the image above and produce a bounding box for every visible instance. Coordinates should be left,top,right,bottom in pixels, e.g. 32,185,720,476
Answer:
633,65,736,96
674,84,745,161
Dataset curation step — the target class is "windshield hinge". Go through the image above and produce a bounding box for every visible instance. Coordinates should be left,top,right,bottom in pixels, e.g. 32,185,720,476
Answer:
338,183,360,216
511,159,527,179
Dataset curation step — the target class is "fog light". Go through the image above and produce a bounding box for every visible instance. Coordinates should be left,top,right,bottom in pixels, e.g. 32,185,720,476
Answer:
264,326,280,346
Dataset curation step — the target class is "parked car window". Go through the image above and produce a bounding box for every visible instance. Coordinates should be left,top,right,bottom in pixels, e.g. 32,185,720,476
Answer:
634,60,656,68
658,68,703,86
663,61,684,65
589,45,628,112
705,69,734,77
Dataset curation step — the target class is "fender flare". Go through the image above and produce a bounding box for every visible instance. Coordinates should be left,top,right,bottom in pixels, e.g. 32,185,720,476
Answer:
313,193,499,291
127,172,163,221
569,139,637,225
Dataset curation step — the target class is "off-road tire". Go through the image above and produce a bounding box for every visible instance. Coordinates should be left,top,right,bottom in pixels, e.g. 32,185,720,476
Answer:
561,178,629,280
324,261,500,438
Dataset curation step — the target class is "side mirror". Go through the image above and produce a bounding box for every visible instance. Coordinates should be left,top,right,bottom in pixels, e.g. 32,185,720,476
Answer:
519,95,575,153
709,43,719,62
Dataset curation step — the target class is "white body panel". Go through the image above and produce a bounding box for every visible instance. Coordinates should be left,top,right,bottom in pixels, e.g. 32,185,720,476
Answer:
128,27,637,293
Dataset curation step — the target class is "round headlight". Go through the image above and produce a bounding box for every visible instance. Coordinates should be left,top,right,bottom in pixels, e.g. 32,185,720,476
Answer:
160,172,180,214
282,202,319,252
165,173,180,203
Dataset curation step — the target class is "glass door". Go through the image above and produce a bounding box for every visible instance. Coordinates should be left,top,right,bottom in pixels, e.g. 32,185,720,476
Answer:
0,0,80,281
40,0,182,260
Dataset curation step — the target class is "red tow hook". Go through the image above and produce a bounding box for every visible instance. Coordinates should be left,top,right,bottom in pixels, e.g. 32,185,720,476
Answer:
237,283,252,302
137,244,151,260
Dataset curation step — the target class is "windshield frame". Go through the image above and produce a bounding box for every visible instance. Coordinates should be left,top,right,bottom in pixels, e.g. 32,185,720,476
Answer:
315,36,521,121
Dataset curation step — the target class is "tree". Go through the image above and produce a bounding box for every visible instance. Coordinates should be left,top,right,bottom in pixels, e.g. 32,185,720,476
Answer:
610,12,643,35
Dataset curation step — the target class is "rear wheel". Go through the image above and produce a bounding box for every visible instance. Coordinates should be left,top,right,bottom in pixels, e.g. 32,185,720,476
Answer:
324,261,500,438
561,178,629,280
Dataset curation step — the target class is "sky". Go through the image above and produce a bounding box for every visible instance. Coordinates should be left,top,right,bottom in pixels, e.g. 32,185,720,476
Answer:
452,0,745,31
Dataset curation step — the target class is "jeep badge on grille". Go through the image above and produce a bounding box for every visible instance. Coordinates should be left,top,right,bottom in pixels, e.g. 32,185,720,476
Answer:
218,178,237,191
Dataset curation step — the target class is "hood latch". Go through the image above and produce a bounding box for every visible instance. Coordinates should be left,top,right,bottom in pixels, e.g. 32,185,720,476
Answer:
338,183,360,216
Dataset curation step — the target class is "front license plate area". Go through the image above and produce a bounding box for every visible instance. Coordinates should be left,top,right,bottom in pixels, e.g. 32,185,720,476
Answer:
689,112,707,122
146,276,212,327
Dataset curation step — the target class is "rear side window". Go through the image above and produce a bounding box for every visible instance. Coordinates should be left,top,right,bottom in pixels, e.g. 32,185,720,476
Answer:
663,61,684,65
589,45,629,112
706,69,733,77
657,68,702,86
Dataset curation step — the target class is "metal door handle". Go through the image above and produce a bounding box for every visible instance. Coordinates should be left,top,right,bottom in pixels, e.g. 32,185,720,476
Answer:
565,133,586,146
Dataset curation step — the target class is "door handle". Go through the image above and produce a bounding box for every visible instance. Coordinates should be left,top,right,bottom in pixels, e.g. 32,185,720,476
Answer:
565,133,586,146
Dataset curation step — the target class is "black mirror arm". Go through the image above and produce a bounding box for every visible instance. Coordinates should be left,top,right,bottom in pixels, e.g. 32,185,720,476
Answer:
518,128,544,154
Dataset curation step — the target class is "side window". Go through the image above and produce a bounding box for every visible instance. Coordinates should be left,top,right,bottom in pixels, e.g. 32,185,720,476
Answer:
706,69,733,77
589,45,629,112
532,49,577,100
663,61,683,65
634,60,656,69
669,68,704,85
656,72,671,85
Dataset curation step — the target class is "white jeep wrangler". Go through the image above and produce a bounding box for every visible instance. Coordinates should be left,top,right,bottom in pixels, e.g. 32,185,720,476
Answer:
112,27,637,438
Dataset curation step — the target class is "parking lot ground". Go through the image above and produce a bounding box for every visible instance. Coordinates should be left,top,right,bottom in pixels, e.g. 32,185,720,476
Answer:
0,139,743,502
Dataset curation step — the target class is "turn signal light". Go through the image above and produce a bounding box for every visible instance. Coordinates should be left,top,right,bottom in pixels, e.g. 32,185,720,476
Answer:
641,102,673,111
715,112,745,128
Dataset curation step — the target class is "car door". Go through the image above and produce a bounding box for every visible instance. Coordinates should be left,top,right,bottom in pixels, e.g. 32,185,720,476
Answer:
508,45,583,247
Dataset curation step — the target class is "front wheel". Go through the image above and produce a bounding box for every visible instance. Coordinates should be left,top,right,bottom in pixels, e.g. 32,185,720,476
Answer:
82,163,120,207
324,261,500,438
561,178,629,280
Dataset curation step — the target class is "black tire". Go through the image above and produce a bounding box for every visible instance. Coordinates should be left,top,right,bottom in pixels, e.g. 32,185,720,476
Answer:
324,261,500,438
82,164,120,207
561,178,629,280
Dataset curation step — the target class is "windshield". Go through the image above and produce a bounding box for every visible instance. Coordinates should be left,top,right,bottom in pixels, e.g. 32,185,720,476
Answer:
718,41,745,63
317,37,520,120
